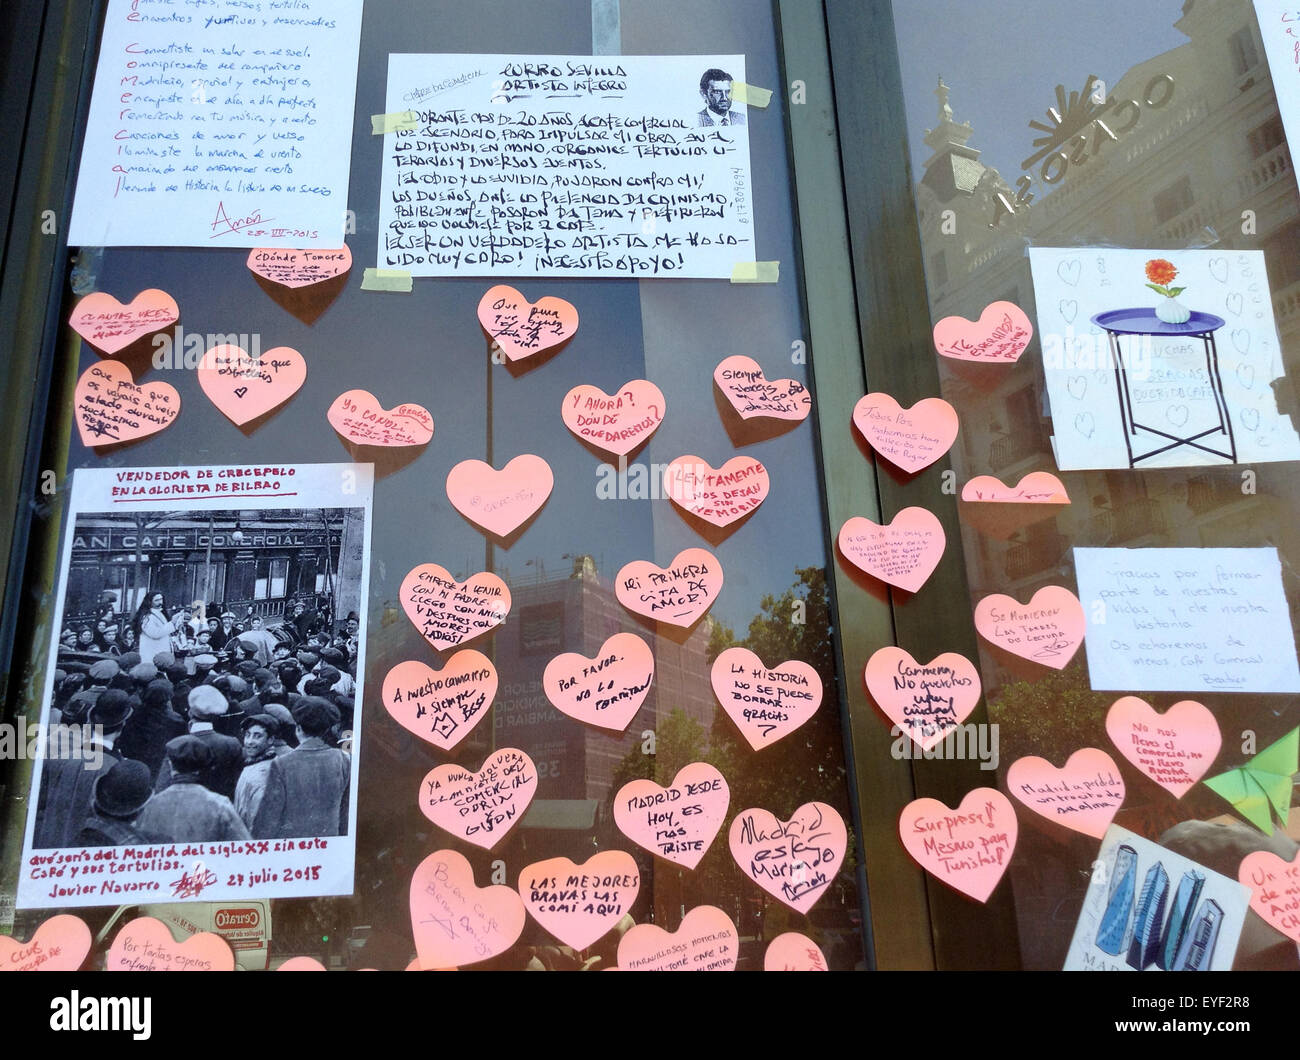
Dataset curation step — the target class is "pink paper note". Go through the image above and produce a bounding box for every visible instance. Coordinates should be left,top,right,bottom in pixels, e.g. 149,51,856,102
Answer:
419,748,537,850
837,507,945,593
728,802,847,914
898,789,1017,902
1006,747,1125,839
382,650,498,751
106,917,235,971
327,389,433,447
714,355,811,422
865,646,981,751
445,454,554,538
478,285,579,361
973,585,1085,669
68,288,179,355
710,646,822,750
1238,850,1300,945
852,393,959,474
400,564,511,651
663,455,770,528
0,915,91,971
616,548,723,628
961,471,1070,504
614,762,729,870
518,851,640,951
561,380,665,457
410,849,526,968
1104,697,1221,799
617,906,738,971
543,631,653,732
75,361,180,447
763,932,828,971
277,956,327,971
197,344,306,425
932,300,1034,363
247,246,352,288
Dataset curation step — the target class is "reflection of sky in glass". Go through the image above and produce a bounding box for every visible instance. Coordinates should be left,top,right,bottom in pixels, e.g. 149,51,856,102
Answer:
895,1,1186,184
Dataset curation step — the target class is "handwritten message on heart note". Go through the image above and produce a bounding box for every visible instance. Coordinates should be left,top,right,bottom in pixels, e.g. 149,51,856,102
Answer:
614,763,729,870
419,748,537,850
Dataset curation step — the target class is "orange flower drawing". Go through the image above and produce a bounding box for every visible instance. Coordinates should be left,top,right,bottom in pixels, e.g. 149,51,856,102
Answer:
1145,258,1178,286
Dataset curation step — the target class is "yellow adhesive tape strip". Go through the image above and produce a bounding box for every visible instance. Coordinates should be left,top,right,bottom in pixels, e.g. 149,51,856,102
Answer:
732,82,772,107
371,110,418,134
731,261,780,284
361,268,413,292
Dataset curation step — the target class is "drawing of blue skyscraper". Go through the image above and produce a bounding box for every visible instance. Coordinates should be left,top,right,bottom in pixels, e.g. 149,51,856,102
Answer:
1173,899,1223,971
1159,870,1206,970
1095,843,1137,956
1126,861,1169,970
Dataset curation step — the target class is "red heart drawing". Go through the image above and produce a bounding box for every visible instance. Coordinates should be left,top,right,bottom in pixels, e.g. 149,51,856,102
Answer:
74,360,181,447
0,915,91,971
445,454,553,538
418,748,537,850
543,632,653,732
713,355,811,422
1105,697,1221,798
898,788,1017,902
973,585,1086,669
663,455,770,528
728,802,847,914
710,647,823,750
852,393,959,474
518,851,640,951
410,849,526,968
246,246,352,289
1006,747,1125,839
400,563,510,651
837,507,945,593
615,548,723,628
327,389,433,447
477,285,579,361
616,906,738,971
561,380,665,457
865,646,981,751
1239,850,1300,945
68,288,179,355
382,650,498,751
198,344,306,425
932,301,1034,363
106,916,235,971
614,762,729,870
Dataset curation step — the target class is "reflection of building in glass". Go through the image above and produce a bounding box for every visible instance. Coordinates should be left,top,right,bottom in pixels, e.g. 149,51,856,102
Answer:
1095,843,1137,955
1160,869,1206,970
1126,861,1170,970
1173,898,1223,971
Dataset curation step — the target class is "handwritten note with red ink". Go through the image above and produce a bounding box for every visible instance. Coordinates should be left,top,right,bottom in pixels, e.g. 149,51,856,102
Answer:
710,647,822,750
543,632,654,732
477,285,579,360
410,850,525,968
763,932,827,971
837,507,945,593
518,851,640,951
932,301,1033,363
1006,748,1125,839
562,380,664,457
400,564,510,651
198,345,306,426
614,763,729,870
382,651,498,751
663,455,770,528
728,802,846,914
75,361,180,447
616,548,722,628
617,905,739,971
898,789,1017,902
247,247,353,289
328,390,433,448
1105,697,1221,798
66,0,363,248
446,455,554,538
0,916,91,971
1239,849,1300,944
714,356,811,422
419,748,537,850
973,586,1085,669
852,393,958,474
865,646,981,751
106,917,234,971
962,472,1069,504
68,289,178,355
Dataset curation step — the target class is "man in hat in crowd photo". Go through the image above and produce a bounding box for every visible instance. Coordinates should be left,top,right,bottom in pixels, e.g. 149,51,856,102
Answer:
62,658,119,724
234,714,281,831
77,759,153,846
136,736,250,843
154,684,244,800
253,697,350,839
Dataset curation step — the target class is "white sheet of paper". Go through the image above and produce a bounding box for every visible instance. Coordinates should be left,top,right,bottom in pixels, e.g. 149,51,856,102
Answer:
1074,546,1300,693
1028,248,1300,469
1064,826,1249,971
1255,2,1300,153
67,0,364,248
377,54,756,277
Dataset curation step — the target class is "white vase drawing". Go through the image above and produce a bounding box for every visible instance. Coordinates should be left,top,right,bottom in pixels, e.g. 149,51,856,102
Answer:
1155,297,1191,324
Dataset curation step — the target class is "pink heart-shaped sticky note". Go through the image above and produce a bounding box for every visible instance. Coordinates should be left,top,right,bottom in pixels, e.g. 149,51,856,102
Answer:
973,586,1086,669
277,956,327,971
419,748,537,849
0,915,91,971
961,472,1070,504
763,932,828,971
663,455,770,528
617,906,738,971
446,455,554,538
616,548,722,628
713,355,811,422
107,917,235,971
518,851,640,951
382,650,498,751
562,380,665,457
69,288,179,355
75,361,180,447
614,763,729,870
543,632,653,732
1239,850,1300,944
898,789,1017,902
197,344,306,426
1006,747,1125,839
932,301,1034,363
478,285,579,361
1104,697,1221,799
327,389,434,447
247,246,352,289
410,849,526,968
865,646,981,751
400,564,511,651
852,393,959,474
711,647,823,750
729,802,847,914
838,507,945,593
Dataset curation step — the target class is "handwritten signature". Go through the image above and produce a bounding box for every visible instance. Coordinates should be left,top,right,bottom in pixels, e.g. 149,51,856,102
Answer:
170,865,218,899
210,201,275,238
